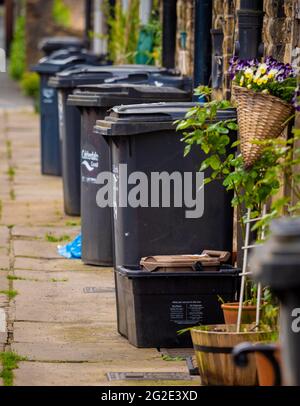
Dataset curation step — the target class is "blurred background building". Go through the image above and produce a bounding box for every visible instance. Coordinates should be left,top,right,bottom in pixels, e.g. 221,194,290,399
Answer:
0,0,299,99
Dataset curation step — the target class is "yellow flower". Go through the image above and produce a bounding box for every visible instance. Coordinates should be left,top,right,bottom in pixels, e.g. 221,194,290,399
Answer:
268,68,278,79
254,71,262,82
257,78,263,86
244,68,254,80
261,75,269,84
247,84,252,89
258,63,268,75
239,76,245,86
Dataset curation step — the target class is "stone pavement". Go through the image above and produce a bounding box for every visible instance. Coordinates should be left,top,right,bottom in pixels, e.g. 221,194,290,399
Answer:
0,109,198,386
0,71,34,110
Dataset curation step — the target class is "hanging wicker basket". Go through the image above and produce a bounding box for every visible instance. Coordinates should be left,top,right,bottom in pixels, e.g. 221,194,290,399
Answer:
232,85,294,168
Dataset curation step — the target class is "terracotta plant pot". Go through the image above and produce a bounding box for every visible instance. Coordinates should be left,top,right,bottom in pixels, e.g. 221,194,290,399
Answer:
222,302,258,325
255,347,282,386
191,324,274,386
233,343,282,386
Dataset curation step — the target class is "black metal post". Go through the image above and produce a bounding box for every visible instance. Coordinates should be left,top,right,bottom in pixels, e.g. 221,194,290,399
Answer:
252,218,300,386
211,28,223,90
5,0,14,55
237,0,264,59
85,0,93,49
162,0,177,69
194,0,212,88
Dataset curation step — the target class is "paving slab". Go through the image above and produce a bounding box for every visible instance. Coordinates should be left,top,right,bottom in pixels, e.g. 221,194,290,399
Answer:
0,271,9,291
14,269,112,282
0,256,9,271
0,227,9,246
1,202,67,226
12,226,80,241
0,72,33,110
14,321,120,344
0,295,8,308
14,271,116,323
14,240,63,259
11,342,170,364
14,362,198,387
14,257,98,272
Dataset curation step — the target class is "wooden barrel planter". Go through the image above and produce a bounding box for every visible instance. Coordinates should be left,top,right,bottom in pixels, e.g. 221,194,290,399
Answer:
191,324,274,386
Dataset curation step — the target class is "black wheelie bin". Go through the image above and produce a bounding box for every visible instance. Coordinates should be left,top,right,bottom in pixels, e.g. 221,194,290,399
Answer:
31,50,101,176
94,103,236,268
115,260,240,348
49,65,192,215
39,36,86,56
68,85,192,266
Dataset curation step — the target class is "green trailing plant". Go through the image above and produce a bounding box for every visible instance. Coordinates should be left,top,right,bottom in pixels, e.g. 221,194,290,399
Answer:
105,0,140,64
260,288,280,331
20,72,39,99
20,72,40,111
9,15,26,81
177,85,299,331
52,0,71,28
177,86,300,234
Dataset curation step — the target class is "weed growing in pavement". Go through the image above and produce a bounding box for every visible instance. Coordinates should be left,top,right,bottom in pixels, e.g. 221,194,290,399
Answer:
45,233,71,243
0,352,27,386
0,290,18,300
65,220,81,227
7,275,27,282
51,278,68,283
6,166,16,182
9,189,15,201
5,140,12,160
161,355,186,362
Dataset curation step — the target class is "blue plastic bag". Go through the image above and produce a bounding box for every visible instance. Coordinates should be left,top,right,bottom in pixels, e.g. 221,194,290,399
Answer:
58,234,82,259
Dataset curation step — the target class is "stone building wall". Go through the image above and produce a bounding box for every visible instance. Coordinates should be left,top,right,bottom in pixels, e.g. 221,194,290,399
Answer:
213,0,238,99
175,0,194,77
25,0,85,67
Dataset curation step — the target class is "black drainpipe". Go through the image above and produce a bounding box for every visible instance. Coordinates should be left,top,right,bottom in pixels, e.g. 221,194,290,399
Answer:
236,0,264,59
193,0,212,88
162,0,178,69
85,0,93,49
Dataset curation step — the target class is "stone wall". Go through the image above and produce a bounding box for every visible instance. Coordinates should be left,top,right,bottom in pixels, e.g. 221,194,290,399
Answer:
213,0,238,99
25,0,85,67
175,0,194,77
212,0,300,97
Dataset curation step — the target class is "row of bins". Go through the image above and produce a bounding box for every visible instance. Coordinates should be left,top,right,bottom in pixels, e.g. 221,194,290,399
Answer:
50,70,192,217
69,90,192,265
33,38,240,348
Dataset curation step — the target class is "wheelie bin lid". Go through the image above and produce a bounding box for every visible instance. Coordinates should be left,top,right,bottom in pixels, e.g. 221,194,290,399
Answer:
39,36,86,55
31,51,100,75
140,251,231,273
67,84,191,107
104,70,193,92
94,103,237,136
47,64,182,89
